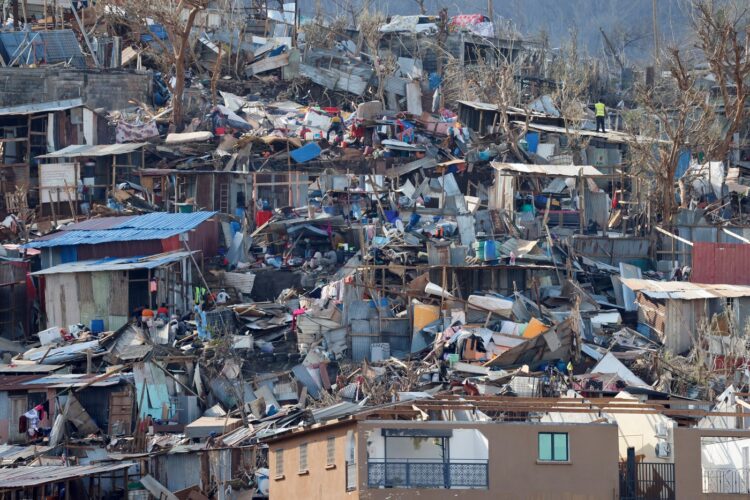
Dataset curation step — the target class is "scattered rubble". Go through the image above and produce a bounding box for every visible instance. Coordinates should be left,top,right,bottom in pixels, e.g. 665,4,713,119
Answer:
0,0,749,498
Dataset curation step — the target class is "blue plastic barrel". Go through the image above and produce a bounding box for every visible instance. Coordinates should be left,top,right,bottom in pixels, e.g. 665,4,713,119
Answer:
91,319,104,334
484,240,497,261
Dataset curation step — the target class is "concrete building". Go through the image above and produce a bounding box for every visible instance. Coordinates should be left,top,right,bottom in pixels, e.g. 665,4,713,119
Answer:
0,67,151,111
265,397,750,499
266,416,620,499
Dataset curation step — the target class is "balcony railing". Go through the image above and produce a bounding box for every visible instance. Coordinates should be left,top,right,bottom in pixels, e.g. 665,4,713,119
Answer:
702,468,750,494
367,459,489,489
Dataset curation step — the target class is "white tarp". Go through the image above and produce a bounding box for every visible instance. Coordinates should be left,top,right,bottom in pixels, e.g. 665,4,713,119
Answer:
592,352,649,387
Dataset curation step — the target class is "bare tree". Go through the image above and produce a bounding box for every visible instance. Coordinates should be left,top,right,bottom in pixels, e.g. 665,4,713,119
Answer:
691,0,750,161
413,0,427,15
549,29,594,163
624,1,749,224
99,0,208,131
625,48,719,223
359,9,389,103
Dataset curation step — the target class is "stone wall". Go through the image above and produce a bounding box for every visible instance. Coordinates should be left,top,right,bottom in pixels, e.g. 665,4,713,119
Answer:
0,67,152,110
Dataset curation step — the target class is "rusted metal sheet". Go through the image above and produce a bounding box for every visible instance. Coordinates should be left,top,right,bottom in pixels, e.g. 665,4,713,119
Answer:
692,242,750,285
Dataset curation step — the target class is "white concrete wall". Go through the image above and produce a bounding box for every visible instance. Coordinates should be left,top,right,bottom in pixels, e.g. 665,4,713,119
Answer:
366,428,488,461
702,437,750,469
610,393,675,462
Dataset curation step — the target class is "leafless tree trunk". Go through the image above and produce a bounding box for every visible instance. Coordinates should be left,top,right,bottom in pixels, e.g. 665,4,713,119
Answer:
98,0,207,131
691,1,750,161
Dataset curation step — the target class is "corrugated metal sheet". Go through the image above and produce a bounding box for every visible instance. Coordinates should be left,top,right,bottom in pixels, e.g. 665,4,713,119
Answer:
162,453,201,491
60,216,136,231
623,278,750,299
25,212,215,248
221,272,256,294
571,235,650,266
0,462,134,488
0,98,84,116
32,251,194,275
692,242,750,285
37,143,148,159
351,335,372,362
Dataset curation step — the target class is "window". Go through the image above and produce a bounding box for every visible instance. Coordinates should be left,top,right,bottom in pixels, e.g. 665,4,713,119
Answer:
299,443,308,472
538,433,569,462
275,449,284,477
327,437,336,466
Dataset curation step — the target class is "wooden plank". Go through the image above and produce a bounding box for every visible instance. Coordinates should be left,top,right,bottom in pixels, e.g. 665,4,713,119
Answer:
140,474,179,500
109,390,133,436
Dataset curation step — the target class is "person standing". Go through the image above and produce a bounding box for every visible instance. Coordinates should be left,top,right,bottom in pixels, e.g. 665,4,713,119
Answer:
326,112,343,142
595,98,607,133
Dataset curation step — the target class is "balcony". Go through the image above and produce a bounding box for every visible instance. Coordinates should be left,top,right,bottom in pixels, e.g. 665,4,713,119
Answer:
702,468,750,494
367,459,489,489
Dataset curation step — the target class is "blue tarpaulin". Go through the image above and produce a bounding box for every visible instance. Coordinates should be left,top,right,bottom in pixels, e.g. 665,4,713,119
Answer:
141,24,168,43
290,142,322,163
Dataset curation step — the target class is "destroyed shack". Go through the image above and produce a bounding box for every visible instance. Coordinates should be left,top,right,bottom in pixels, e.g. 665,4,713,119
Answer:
34,143,147,218
25,211,218,269
32,251,197,332
0,99,110,218
622,279,750,355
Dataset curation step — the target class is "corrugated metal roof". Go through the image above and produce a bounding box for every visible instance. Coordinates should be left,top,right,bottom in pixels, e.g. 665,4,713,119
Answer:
37,143,148,159
621,278,750,300
0,445,50,465
457,100,500,111
32,250,195,275
0,98,85,116
0,462,135,488
20,373,124,388
0,374,46,391
491,162,604,177
0,364,65,374
25,211,215,248
21,340,103,365
121,211,214,230
60,216,137,231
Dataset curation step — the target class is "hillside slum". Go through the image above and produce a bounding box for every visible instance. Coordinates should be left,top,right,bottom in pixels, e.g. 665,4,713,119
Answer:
0,2,750,499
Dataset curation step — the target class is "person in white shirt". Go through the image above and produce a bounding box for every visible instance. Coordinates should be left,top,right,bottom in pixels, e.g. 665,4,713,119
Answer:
216,289,230,304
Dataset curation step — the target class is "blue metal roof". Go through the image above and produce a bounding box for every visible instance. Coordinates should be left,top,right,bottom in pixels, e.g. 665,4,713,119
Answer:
25,212,215,249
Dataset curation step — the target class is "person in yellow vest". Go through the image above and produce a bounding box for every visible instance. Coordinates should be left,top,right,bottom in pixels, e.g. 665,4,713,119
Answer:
595,99,607,133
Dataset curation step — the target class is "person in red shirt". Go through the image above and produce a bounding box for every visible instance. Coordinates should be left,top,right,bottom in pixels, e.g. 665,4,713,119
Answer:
157,303,169,318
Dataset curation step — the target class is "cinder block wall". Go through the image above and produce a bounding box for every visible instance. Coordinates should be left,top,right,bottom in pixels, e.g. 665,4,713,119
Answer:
0,67,152,110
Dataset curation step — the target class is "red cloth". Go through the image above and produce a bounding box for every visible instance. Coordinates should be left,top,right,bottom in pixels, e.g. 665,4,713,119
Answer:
255,210,273,227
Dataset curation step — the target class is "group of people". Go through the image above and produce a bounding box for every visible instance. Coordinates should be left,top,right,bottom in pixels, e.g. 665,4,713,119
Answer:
133,303,170,325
